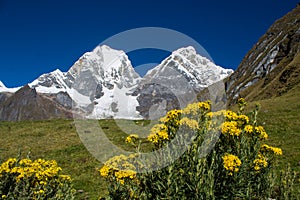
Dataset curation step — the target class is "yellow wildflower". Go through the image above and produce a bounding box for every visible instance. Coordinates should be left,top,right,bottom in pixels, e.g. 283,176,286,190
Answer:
160,109,182,124
198,101,211,111
253,153,268,171
119,179,125,185
99,154,137,185
237,98,247,108
206,112,213,119
148,124,169,143
148,133,159,143
221,121,242,136
182,101,211,116
179,117,199,130
222,154,242,175
114,169,136,180
125,134,139,143
39,181,47,185
19,158,32,166
224,110,238,121
59,175,71,181
261,144,283,156
236,114,249,126
254,126,268,140
244,125,254,134
158,130,169,140
99,165,110,177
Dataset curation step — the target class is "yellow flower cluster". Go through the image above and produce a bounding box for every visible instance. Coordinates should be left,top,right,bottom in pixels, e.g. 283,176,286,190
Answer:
149,102,211,145
224,110,239,121
33,189,45,195
221,121,242,137
99,165,110,177
99,154,137,185
114,169,137,185
255,126,268,140
244,125,254,134
179,117,199,130
261,144,283,156
148,124,169,144
237,98,247,107
253,153,268,171
59,174,72,181
125,134,139,143
222,154,242,175
0,158,70,183
182,101,210,116
236,114,249,126
0,157,73,198
243,125,268,139
159,109,182,125
212,109,247,123
0,158,17,174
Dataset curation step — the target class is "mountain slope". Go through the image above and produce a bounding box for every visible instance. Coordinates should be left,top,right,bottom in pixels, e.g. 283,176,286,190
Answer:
226,5,300,104
0,85,72,121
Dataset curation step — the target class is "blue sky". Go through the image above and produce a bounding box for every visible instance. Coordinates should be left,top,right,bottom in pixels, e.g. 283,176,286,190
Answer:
0,0,298,87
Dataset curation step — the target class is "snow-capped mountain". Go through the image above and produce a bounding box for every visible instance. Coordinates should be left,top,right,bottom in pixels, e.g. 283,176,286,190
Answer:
144,46,232,90
68,45,141,119
29,69,69,93
134,46,233,118
0,45,233,121
29,45,142,119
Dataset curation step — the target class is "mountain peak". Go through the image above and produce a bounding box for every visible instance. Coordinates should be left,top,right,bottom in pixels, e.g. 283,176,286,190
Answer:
0,81,5,88
144,46,233,89
52,68,63,74
173,46,197,55
91,45,126,60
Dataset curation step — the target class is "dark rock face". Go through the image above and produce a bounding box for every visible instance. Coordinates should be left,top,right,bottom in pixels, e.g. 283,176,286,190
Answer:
53,92,73,109
133,83,181,119
0,93,11,103
0,85,72,121
226,5,300,104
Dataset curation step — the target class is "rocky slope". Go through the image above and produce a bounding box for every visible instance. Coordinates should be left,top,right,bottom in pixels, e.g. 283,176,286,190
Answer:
0,85,72,121
226,5,300,104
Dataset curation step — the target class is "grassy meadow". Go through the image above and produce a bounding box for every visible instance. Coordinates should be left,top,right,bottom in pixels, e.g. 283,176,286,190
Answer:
0,88,299,199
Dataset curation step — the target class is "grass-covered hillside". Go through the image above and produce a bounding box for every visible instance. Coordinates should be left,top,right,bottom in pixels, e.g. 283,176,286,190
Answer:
241,85,300,174
0,86,299,199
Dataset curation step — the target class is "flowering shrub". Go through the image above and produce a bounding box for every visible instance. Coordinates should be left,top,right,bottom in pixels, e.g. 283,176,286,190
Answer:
100,99,297,199
0,157,75,199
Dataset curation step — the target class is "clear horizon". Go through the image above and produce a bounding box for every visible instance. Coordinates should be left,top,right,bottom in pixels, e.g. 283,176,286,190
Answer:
0,0,299,87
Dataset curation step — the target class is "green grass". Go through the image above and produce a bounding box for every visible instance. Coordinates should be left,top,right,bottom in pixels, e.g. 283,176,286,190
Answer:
0,119,155,199
0,88,299,199
243,86,300,174
0,119,104,199
235,85,300,196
